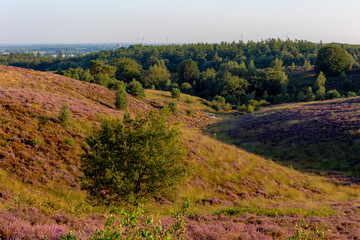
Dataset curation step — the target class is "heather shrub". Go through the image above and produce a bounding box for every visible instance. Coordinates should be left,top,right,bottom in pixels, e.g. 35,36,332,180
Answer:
184,97,193,104
186,109,193,116
81,109,188,205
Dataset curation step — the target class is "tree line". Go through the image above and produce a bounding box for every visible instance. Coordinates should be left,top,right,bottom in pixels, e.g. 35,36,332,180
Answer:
1,39,359,110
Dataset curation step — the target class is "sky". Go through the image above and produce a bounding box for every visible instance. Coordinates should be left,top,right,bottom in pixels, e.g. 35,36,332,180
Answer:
1,0,359,44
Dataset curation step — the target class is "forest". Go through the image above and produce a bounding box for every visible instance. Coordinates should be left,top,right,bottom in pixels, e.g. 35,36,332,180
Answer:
1,38,359,111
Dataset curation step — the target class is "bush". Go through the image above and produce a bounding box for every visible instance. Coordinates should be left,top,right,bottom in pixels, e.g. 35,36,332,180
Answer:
127,79,145,99
61,205,187,240
81,110,188,205
58,102,72,128
115,86,129,111
325,89,341,100
347,91,357,97
171,88,181,99
167,101,178,114
186,109,193,116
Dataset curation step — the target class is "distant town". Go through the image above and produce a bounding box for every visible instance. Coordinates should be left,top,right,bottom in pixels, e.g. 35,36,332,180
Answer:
0,43,131,57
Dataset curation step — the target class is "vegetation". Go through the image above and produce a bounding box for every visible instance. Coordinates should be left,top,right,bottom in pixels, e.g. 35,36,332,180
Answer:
58,102,72,128
115,85,128,111
315,45,350,77
126,79,145,99
81,110,188,205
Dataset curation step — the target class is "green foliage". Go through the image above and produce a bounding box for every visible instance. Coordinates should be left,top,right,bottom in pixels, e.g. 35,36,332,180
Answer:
89,60,116,77
211,95,232,112
305,87,315,102
171,88,181,99
61,205,187,240
144,60,171,88
287,221,329,240
115,86,129,111
315,86,326,100
315,45,350,77
221,75,249,105
180,82,193,94
185,109,193,116
303,59,312,71
114,57,143,83
184,97,193,104
313,71,326,91
325,89,341,100
177,59,200,84
347,91,357,97
127,79,145,99
32,135,43,147
58,102,72,128
81,110,188,205
166,101,178,114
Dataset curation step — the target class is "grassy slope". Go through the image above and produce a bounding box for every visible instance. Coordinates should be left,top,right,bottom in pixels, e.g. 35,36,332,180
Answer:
0,66,359,239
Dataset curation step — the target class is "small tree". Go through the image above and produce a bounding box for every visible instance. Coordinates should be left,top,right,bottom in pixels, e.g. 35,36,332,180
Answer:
127,79,145,99
303,59,312,71
115,86,129,111
58,102,72,128
171,88,181,99
314,71,326,91
81,109,188,205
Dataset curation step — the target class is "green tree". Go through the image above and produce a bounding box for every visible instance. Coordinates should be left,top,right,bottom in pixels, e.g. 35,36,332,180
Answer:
221,75,249,105
89,60,116,77
58,102,72,128
303,59,312,71
177,59,200,84
315,45,350,77
316,86,326,100
144,60,171,89
81,110,188,205
305,87,315,101
171,88,181,99
314,71,326,91
127,79,145,99
115,58,143,83
115,86,129,111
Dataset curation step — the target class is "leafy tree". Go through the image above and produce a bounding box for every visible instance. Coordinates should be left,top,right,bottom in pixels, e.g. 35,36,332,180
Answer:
177,59,200,84
144,60,171,89
58,102,72,128
180,82,193,94
89,60,116,77
127,79,145,99
171,88,181,99
115,58,143,83
315,45,350,77
221,75,249,105
115,86,129,111
81,110,188,205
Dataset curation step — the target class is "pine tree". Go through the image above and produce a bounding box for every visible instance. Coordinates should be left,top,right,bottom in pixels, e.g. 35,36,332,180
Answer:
115,86,129,111
58,102,72,128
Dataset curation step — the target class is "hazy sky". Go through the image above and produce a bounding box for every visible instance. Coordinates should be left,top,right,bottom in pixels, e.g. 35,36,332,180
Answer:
1,0,359,44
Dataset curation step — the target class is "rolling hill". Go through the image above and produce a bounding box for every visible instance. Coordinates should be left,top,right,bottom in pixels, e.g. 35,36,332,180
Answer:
0,66,359,239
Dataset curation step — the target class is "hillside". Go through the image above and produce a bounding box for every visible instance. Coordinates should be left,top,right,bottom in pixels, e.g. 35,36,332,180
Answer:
0,66,359,239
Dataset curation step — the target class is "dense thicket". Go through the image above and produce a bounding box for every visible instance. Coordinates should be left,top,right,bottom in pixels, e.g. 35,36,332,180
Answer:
1,39,360,109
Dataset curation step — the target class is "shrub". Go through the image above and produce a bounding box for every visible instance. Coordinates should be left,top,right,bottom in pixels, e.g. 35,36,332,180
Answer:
61,205,187,240
184,97,193,104
32,136,43,147
167,101,178,114
186,109,193,116
347,91,357,97
81,110,188,205
115,86,128,111
58,102,72,128
127,79,145,99
325,89,341,100
171,88,181,99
